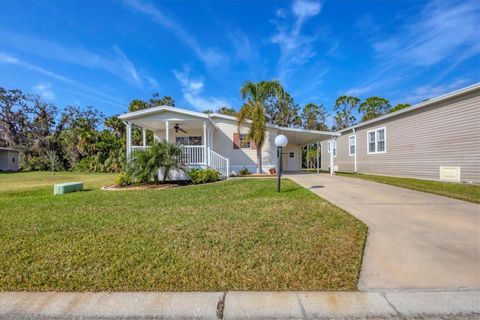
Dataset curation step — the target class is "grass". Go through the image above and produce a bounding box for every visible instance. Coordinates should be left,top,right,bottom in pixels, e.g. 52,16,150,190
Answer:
0,171,366,292
336,172,480,204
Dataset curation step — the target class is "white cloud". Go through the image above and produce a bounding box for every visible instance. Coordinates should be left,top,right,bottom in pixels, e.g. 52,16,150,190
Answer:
0,52,126,109
345,0,479,98
0,31,144,87
403,79,472,104
275,8,287,18
270,0,322,82
125,0,228,68
33,83,56,101
292,0,321,19
373,0,479,69
173,67,231,111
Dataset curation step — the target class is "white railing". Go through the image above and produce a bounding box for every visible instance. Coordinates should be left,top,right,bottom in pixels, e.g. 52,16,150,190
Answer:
181,145,204,165
208,148,229,176
130,145,230,177
131,146,150,152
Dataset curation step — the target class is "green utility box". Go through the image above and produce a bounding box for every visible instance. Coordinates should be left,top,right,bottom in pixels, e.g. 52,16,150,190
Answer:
54,182,83,195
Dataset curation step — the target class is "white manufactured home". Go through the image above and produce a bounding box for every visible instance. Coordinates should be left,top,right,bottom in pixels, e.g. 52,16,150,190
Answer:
118,107,336,176
321,83,480,184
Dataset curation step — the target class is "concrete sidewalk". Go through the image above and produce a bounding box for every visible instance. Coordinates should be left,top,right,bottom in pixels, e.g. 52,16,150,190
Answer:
1,290,479,319
286,173,480,290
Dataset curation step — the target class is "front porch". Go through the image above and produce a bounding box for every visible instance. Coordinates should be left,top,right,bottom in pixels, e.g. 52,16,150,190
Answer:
121,107,230,176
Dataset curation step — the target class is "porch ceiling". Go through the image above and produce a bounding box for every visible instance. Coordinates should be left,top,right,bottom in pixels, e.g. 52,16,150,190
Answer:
129,118,208,131
278,127,338,145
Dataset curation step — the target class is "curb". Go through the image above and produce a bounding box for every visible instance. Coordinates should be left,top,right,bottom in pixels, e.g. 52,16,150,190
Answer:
0,290,479,319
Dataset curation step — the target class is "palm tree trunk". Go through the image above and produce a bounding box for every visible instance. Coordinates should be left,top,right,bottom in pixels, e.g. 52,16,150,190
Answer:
256,146,262,174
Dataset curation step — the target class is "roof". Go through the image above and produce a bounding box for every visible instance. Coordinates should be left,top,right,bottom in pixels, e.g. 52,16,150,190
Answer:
118,106,339,139
338,82,480,133
118,106,218,129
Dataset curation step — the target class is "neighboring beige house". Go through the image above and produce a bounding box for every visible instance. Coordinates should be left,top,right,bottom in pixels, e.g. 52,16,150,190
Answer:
321,83,480,184
0,147,20,172
118,107,336,176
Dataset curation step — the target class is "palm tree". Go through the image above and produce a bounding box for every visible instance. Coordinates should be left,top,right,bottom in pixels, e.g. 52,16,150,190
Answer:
238,80,284,174
128,141,184,184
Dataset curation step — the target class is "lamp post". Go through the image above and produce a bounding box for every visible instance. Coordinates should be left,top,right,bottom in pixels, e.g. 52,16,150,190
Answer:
274,134,288,192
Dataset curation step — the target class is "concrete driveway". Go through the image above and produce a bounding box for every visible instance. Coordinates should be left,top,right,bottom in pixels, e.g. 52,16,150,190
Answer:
286,173,480,290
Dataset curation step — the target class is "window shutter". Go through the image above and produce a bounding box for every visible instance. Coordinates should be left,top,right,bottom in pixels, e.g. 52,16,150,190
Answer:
233,133,240,149
250,139,256,150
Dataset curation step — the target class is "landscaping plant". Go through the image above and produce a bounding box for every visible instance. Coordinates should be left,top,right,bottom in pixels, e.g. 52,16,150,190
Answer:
128,141,185,184
188,168,220,184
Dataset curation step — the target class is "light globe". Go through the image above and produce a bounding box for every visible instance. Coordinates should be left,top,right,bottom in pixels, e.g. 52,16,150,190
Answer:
274,134,288,148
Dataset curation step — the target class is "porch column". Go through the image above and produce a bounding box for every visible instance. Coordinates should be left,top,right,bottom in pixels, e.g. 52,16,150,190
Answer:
126,121,132,160
165,121,169,142
329,139,334,175
316,140,320,174
300,145,303,170
203,121,207,165
142,128,147,147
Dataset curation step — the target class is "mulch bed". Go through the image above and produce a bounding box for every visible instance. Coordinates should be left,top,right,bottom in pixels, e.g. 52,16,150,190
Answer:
101,183,182,191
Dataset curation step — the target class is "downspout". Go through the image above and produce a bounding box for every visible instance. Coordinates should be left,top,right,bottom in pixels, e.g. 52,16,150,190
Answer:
329,137,334,175
352,128,357,173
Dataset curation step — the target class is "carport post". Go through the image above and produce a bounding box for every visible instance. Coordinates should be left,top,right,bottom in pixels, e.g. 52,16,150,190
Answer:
316,140,320,174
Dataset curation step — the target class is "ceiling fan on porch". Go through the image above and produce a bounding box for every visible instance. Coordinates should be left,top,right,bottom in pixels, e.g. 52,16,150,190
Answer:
174,123,188,134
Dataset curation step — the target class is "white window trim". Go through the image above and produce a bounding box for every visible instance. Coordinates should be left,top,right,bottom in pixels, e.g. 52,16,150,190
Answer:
348,135,356,156
332,140,337,157
366,127,387,154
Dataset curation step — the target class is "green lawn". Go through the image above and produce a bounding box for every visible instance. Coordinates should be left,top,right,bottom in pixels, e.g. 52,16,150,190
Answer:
337,172,480,204
0,172,367,291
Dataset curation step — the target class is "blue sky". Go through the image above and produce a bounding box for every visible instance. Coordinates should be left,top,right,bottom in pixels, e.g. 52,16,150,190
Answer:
0,0,479,122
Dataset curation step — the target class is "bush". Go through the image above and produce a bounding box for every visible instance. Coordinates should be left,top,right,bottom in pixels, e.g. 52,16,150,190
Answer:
239,167,250,176
114,172,132,187
188,168,220,184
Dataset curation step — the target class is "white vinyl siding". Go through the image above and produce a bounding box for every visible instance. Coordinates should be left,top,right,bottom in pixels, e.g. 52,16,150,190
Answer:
349,135,356,156
367,127,386,154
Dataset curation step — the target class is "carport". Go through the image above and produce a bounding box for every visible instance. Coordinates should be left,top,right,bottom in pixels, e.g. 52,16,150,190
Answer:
277,127,339,174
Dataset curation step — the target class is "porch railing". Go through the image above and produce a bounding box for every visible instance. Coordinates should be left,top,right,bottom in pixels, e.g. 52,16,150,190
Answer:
208,148,229,176
180,145,204,165
130,145,229,176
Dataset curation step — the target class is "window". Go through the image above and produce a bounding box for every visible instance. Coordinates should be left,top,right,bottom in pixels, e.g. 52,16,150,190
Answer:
289,152,294,158
367,127,386,154
349,135,356,156
239,133,250,148
176,136,202,146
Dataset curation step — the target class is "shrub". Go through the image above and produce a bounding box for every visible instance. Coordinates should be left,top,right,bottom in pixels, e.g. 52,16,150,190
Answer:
128,142,184,184
114,172,132,187
239,167,250,176
188,168,220,184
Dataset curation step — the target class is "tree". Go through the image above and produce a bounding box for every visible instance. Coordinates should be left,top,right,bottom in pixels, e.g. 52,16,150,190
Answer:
301,103,329,131
0,87,29,146
265,91,301,127
238,80,284,174
128,99,149,112
333,96,359,130
45,149,60,174
216,106,237,117
149,94,175,107
391,103,411,113
128,141,184,184
358,97,391,122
